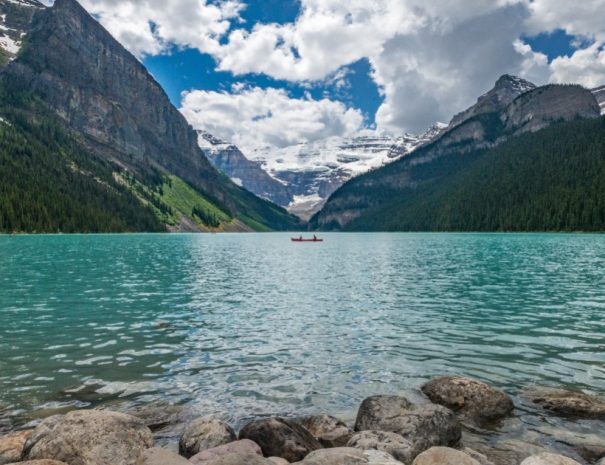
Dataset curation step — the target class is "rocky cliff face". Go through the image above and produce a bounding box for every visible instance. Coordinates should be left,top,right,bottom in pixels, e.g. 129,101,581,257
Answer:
593,86,605,115
1,0,300,230
0,0,44,65
313,76,601,229
449,75,536,129
198,131,292,207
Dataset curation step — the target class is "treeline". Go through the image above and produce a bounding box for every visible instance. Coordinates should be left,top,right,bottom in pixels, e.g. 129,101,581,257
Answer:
343,116,605,231
0,98,165,233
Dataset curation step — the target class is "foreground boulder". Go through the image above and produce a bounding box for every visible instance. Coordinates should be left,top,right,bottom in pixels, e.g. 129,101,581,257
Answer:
23,410,153,465
520,453,582,465
136,447,191,465
291,448,402,465
421,376,513,423
0,430,32,465
347,431,415,463
239,417,322,462
355,396,461,453
190,440,262,465
7,461,69,465
412,447,480,465
298,415,353,447
179,417,236,458
524,387,605,418
193,453,275,465
268,458,289,465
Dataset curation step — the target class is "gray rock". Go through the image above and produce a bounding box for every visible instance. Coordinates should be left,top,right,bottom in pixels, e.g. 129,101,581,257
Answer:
299,415,353,447
0,430,32,465
412,447,480,465
239,417,322,462
22,410,154,465
520,453,582,465
524,387,605,418
363,450,404,465
6,461,69,465
421,376,514,423
195,453,275,465
355,396,461,453
596,458,605,465
347,430,415,463
461,448,496,465
136,447,190,465
190,440,263,465
268,458,290,465
294,447,367,465
179,417,236,458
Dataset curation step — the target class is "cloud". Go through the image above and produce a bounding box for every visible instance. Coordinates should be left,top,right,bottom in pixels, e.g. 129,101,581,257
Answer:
69,0,605,140
77,0,244,57
180,86,363,152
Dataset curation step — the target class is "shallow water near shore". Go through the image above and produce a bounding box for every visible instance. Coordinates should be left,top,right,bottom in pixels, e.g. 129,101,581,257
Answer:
1,233,605,458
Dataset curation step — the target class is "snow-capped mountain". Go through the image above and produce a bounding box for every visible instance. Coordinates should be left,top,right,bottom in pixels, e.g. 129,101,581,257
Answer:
593,85,605,115
0,0,44,64
197,125,444,220
197,131,291,207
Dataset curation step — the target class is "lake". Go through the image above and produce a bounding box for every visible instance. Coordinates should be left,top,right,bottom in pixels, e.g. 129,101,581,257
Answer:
1,233,605,439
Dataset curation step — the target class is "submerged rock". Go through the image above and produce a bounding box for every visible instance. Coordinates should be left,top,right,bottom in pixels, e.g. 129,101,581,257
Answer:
298,415,353,447
0,430,32,465
239,417,322,462
412,447,480,465
179,417,236,458
524,387,605,418
355,396,461,453
136,447,190,465
520,453,582,465
190,439,262,464
347,430,415,463
22,410,154,465
421,376,514,423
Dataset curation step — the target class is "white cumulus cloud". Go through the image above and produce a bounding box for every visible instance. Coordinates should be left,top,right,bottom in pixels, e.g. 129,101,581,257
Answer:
180,86,363,153
63,0,605,142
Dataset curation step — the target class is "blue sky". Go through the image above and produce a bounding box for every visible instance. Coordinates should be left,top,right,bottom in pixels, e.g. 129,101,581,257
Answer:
145,26,581,129
81,0,605,151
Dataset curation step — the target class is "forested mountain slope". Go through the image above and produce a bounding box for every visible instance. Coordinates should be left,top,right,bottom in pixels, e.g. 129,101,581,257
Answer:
0,0,301,233
312,116,605,232
312,79,602,232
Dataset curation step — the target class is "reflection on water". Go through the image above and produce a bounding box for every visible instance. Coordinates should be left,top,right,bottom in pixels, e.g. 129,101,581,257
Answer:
0,233,604,446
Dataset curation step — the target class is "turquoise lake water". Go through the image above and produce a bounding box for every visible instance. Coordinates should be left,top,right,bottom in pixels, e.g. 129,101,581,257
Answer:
1,233,604,433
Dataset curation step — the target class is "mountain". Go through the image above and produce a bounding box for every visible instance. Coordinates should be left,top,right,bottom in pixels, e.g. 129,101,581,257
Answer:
311,76,602,231
198,125,444,220
197,131,291,207
593,86,605,115
0,0,301,232
448,74,536,129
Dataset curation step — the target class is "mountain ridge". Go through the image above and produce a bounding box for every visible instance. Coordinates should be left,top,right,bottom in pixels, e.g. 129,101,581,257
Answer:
0,0,301,232
312,75,601,230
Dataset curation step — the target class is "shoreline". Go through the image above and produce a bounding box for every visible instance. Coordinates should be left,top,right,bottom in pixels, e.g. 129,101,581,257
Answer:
2,376,604,465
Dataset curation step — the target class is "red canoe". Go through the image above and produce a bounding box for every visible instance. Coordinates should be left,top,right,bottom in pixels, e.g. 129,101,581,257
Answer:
291,237,323,242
